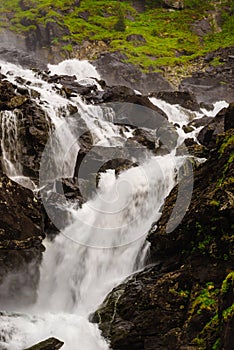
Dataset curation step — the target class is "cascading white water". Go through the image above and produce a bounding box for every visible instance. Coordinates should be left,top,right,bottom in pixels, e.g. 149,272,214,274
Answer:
0,154,180,350
150,97,228,145
0,58,228,350
0,110,22,176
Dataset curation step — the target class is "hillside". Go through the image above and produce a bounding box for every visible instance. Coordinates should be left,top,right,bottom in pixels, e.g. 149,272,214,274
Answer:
0,0,234,72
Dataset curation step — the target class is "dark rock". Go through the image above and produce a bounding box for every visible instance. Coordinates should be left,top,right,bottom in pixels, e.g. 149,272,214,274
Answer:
0,171,44,307
24,337,64,350
182,125,194,133
199,102,214,111
6,95,29,109
179,76,230,103
0,72,6,80
204,52,215,63
46,74,97,98
149,129,234,261
0,78,51,180
94,52,172,95
150,90,200,111
224,103,234,131
131,128,158,151
0,80,17,107
219,272,234,350
92,266,192,350
182,138,208,158
197,107,226,149
86,85,168,126
189,115,213,128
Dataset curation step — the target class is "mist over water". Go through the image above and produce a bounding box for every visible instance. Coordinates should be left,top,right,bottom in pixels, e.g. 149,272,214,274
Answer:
0,59,227,349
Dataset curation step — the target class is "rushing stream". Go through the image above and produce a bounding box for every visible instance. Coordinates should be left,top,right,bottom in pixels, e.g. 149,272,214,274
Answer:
0,59,228,349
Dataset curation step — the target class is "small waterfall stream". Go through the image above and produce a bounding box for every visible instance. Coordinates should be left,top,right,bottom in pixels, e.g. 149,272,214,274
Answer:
0,59,228,349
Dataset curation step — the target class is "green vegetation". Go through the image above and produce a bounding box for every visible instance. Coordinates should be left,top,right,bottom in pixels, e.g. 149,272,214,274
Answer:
191,282,219,315
0,0,234,70
192,314,219,349
190,273,233,350
221,271,234,294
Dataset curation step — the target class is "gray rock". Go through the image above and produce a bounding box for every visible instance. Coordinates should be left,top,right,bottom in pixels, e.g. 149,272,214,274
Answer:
191,19,212,37
94,52,172,95
24,337,64,350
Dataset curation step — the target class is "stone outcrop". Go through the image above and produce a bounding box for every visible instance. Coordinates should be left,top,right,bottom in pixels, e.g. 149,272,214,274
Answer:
150,90,200,111
94,52,173,95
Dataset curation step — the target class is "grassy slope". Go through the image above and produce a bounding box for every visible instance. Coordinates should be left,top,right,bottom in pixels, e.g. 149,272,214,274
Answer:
0,0,234,70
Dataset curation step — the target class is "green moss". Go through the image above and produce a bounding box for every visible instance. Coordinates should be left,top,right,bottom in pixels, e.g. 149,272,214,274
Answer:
192,314,219,349
219,135,234,155
222,304,234,321
221,271,234,294
212,338,221,350
191,282,219,316
210,200,220,207
210,57,223,67
1,0,234,70
169,288,190,299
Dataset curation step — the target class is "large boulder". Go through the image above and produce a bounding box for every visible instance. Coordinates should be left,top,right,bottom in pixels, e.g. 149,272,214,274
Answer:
150,90,200,111
94,52,173,95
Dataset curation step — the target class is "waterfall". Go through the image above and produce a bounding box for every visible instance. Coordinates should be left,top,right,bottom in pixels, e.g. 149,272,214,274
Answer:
0,59,228,350
0,110,22,176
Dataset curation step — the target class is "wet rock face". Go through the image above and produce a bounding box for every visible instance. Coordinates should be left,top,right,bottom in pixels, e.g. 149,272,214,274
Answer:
0,76,50,181
92,128,234,350
224,103,234,131
0,74,46,307
0,170,44,307
92,266,193,350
